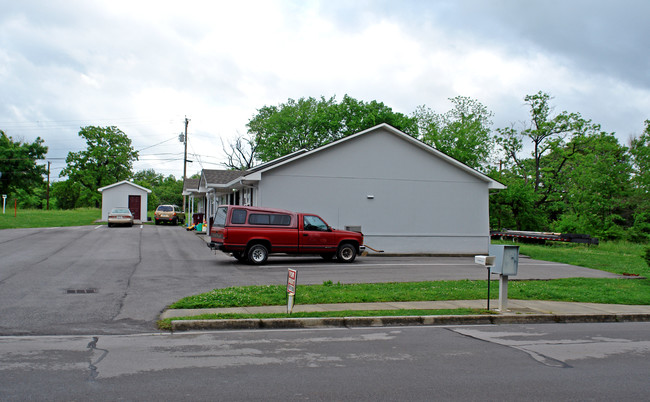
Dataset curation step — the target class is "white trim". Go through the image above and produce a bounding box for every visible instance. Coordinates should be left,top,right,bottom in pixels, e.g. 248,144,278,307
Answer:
98,180,152,193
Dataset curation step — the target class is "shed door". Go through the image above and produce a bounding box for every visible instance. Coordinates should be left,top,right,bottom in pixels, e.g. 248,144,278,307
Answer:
128,195,141,220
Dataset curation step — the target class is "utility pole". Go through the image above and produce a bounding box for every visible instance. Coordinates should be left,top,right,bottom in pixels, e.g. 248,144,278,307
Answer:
183,116,189,182
46,161,51,210
182,116,190,213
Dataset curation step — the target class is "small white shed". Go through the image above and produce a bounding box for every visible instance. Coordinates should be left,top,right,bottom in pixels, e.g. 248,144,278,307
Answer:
98,180,152,222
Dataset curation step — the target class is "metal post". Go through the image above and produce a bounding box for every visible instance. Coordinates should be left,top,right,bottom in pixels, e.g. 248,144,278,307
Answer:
287,294,295,314
499,274,509,311
487,267,491,310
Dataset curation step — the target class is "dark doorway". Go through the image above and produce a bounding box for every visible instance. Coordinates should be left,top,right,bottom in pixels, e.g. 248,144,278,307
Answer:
128,195,141,220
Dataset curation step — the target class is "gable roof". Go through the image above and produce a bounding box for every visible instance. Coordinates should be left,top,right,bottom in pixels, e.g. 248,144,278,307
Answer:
97,180,152,193
202,169,248,186
183,178,200,191
243,123,506,189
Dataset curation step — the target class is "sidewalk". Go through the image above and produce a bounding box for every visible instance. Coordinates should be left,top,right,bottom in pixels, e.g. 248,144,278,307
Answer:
162,300,650,331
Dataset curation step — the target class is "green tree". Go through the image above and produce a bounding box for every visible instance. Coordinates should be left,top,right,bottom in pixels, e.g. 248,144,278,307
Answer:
133,169,182,210
629,120,650,192
50,180,84,210
552,132,631,239
0,130,48,196
248,95,418,162
493,92,602,230
60,126,138,207
628,120,650,241
413,96,495,171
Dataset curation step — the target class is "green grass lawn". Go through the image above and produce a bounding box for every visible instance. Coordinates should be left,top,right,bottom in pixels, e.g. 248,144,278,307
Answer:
169,241,650,312
0,208,101,229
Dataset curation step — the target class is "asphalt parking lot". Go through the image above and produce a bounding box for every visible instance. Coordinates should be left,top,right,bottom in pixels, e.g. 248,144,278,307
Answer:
0,225,621,335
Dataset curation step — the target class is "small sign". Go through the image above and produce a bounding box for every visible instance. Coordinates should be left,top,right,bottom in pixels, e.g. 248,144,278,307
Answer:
287,268,297,295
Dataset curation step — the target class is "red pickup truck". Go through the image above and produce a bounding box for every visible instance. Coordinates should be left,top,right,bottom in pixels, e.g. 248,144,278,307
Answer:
208,205,364,265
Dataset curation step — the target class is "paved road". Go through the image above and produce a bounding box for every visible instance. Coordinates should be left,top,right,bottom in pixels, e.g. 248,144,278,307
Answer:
1,322,649,401
0,225,620,335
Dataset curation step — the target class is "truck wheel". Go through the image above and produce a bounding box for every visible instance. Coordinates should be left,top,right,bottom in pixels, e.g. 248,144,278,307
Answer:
337,243,357,263
247,244,269,265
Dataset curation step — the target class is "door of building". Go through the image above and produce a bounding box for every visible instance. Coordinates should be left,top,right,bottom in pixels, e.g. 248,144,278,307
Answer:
128,195,141,220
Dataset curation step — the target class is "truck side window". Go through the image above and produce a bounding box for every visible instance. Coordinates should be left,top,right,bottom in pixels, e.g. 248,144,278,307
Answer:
303,216,328,231
231,209,247,224
249,213,292,226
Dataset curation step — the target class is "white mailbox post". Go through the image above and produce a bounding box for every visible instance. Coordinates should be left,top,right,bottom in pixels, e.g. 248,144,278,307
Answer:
474,255,496,309
488,245,520,311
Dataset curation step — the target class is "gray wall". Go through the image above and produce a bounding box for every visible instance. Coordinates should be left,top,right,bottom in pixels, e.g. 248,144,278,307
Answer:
256,128,491,254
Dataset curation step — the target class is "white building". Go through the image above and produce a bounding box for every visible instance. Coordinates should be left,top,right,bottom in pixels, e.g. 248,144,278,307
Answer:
98,180,151,222
194,124,505,254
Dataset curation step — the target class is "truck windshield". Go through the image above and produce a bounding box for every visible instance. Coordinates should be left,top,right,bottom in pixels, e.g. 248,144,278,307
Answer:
214,207,228,227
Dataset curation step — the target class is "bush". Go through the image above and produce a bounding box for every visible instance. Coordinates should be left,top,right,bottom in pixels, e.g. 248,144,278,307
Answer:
644,247,650,268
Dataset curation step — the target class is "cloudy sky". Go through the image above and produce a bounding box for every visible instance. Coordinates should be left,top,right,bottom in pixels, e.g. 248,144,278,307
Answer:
2,0,649,181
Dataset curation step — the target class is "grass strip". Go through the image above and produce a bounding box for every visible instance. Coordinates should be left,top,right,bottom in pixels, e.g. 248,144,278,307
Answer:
157,308,488,330
0,208,101,229
170,277,650,310
513,241,649,276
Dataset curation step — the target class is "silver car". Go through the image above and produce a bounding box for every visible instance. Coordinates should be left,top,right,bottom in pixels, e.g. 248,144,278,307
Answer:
107,207,134,227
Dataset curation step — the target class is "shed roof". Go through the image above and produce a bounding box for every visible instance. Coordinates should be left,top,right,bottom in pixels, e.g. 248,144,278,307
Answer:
97,180,152,193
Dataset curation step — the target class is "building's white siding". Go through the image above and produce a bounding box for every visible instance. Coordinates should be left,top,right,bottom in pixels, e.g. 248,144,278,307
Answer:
256,128,491,254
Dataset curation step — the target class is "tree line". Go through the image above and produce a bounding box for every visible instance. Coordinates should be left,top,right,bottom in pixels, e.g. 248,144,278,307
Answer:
1,91,649,242
227,92,650,242
0,126,183,213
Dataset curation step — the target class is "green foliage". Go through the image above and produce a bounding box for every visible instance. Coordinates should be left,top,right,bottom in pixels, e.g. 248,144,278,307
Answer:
550,132,631,239
629,119,650,192
13,186,47,209
492,91,625,233
60,126,138,207
413,96,495,172
644,247,650,267
133,169,183,210
248,95,418,162
0,130,48,196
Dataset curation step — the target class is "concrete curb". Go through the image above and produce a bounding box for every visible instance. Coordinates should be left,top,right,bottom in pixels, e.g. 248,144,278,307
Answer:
170,313,650,331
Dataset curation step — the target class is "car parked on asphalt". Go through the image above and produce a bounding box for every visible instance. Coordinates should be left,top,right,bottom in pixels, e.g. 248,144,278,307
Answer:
154,204,185,225
107,207,134,227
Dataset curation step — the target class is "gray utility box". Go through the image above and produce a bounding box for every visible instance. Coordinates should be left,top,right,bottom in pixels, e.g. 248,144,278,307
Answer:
488,245,520,275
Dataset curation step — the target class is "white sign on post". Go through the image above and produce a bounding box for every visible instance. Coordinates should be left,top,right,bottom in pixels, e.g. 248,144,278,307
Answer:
2,194,6,214
287,268,297,314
